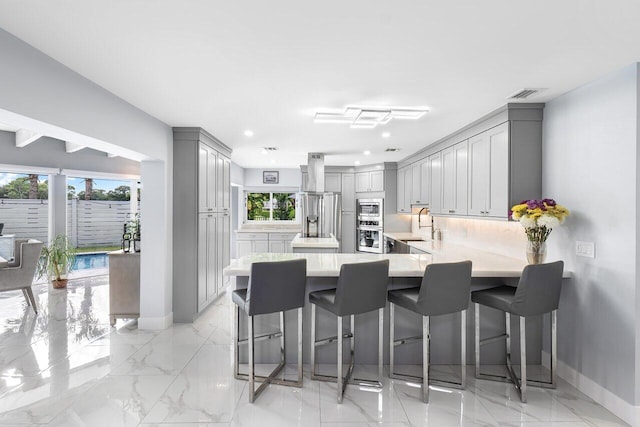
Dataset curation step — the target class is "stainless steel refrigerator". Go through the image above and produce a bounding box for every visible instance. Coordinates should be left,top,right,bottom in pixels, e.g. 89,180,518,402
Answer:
299,192,341,241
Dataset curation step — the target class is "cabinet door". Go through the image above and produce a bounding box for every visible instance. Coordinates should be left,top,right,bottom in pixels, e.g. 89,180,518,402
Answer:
442,141,468,215
197,215,208,310
419,159,431,206
411,163,421,204
206,215,218,301
325,173,342,192
487,123,509,217
355,172,370,192
217,154,231,210
253,240,270,253
370,170,384,191
341,173,355,212
217,212,230,290
269,240,285,253
396,167,406,213
428,153,442,214
237,240,252,259
340,211,356,253
468,132,491,216
207,148,217,210
198,146,209,212
301,172,309,191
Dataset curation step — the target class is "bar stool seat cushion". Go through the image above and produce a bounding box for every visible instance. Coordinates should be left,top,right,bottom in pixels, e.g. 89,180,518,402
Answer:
471,286,516,314
308,289,337,314
387,287,420,312
232,289,248,313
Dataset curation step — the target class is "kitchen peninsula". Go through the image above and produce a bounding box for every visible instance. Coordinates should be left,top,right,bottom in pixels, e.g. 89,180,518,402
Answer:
224,247,571,366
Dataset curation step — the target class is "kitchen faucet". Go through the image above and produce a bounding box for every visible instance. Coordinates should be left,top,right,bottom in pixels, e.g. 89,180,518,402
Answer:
417,207,435,240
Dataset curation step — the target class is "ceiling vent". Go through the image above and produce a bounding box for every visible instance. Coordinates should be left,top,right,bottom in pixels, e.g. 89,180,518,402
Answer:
385,148,400,152
263,147,278,151
508,88,546,100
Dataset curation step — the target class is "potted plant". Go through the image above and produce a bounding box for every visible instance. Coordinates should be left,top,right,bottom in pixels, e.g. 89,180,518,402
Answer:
37,234,77,289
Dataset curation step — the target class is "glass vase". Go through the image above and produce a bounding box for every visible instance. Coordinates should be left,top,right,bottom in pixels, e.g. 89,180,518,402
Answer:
526,241,547,264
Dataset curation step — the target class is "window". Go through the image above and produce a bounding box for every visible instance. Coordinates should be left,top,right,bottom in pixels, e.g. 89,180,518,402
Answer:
246,192,297,222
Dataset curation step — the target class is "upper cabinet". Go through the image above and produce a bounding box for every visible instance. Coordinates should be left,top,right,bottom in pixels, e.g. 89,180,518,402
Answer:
396,166,411,213
468,122,509,217
198,144,217,212
356,170,384,192
341,173,356,212
396,104,543,219
441,140,468,216
325,173,342,192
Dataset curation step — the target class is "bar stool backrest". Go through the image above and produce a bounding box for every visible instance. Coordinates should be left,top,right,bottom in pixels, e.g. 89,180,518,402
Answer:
334,260,390,316
246,258,307,316
417,260,472,316
512,260,564,316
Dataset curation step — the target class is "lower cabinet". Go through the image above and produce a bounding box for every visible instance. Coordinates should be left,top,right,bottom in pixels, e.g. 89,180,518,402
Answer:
198,212,230,312
236,232,297,257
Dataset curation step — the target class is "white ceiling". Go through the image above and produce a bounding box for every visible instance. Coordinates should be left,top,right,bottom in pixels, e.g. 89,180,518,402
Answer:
1,1,639,168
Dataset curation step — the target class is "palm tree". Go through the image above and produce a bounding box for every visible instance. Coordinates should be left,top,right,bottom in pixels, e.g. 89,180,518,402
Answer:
28,174,39,199
84,178,93,200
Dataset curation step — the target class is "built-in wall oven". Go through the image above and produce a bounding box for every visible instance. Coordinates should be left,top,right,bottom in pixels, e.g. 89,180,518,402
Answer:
356,198,383,253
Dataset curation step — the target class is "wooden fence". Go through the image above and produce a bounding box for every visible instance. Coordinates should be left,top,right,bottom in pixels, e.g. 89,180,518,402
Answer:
0,199,137,247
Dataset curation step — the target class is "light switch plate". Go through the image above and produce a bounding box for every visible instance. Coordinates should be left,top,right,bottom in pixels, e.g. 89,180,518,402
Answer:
576,241,595,258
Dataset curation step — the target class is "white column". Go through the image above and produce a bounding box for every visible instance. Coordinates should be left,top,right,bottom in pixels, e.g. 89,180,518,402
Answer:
48,173,67,242
138,160,173,330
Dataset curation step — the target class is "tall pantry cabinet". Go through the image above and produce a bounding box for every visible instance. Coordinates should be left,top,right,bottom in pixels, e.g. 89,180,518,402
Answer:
173,128,232,322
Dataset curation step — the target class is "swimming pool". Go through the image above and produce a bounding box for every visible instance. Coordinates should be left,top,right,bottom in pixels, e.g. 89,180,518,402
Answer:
72,253,109,271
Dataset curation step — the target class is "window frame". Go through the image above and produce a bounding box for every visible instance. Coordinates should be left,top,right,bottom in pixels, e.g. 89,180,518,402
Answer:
244,191,299,223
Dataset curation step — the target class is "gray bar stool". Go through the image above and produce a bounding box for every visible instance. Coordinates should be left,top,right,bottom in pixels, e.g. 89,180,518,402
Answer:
309,260,389,403
472,260,564,403
232,258,307,402
388,260,472,403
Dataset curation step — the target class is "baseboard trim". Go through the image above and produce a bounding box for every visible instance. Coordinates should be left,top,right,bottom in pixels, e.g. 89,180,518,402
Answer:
542,350,637,426
138,312,173,330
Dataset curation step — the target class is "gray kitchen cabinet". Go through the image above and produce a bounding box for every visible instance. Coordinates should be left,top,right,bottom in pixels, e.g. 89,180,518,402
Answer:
356,170,384,192
237,231,298,256
442,140,468,216
396,166,411,213
418,158,431,206
236,240,253,258
341,173,355,212
468,122,509,217
428,152,443,215
341,173,356,253
325,173,342,192
411,162,421,205
341,210,356,253
173,127,232,322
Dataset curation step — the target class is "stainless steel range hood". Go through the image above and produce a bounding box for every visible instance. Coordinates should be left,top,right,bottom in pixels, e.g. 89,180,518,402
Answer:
306,153,325,193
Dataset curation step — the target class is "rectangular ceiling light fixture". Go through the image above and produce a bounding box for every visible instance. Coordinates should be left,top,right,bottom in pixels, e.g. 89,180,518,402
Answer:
314,105,428,129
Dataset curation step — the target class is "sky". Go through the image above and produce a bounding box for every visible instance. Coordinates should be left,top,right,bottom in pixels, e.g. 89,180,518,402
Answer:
0,172,130,192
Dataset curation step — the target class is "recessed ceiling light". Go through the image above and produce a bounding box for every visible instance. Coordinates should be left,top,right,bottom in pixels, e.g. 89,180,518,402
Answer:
382,132,391,138
354,160,361,165
244,130,254,137
363,150,371,155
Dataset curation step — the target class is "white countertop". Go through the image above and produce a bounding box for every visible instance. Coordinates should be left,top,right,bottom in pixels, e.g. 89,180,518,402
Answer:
0,255,7,268
290,233,340,249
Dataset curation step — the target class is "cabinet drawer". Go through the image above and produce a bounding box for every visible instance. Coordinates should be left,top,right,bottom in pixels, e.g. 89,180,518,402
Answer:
237,233,268,241
270,233,298,241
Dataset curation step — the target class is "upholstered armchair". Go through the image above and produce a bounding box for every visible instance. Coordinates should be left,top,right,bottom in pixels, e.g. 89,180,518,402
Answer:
0,239,43,314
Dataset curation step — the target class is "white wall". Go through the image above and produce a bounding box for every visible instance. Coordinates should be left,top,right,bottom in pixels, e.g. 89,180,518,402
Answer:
0,29,174,329
243,168,301,189
543,63,638,420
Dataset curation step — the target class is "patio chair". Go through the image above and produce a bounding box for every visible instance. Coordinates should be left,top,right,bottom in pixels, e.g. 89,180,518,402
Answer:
0,239,43,314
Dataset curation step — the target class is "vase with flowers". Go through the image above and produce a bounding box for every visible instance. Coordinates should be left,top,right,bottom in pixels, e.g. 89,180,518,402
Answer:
509,199,570,264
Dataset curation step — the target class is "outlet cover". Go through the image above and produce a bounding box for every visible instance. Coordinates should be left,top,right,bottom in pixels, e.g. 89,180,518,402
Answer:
576,241,595,258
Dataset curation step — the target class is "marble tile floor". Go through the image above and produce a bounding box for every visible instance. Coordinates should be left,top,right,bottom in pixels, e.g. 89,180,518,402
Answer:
0,275,629,426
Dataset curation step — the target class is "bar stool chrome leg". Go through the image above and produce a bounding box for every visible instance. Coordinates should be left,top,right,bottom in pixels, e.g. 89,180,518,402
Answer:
311,305,384,403
475,303,558,403
235,307,304,403
390,303,467,403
